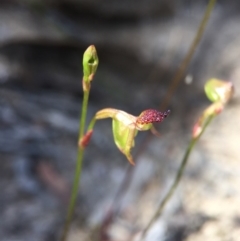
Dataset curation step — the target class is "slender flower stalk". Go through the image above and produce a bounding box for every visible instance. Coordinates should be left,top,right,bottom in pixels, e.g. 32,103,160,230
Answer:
140,115,214,240
60,45,98,241
140,78,233,240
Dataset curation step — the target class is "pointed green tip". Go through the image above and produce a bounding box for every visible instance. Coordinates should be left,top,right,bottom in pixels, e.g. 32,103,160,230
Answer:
83,45,99,82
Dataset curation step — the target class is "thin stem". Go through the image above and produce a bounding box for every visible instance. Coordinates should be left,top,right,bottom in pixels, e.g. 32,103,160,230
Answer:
160,0,217,110
140,115,214,240
60,85,90,241
80,90,90,137
87,116,97,132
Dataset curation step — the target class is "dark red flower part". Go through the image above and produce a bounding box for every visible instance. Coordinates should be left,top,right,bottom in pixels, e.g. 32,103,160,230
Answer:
136,109,171,124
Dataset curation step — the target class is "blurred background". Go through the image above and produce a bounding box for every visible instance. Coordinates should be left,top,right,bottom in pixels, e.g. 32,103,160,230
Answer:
0,0,240,241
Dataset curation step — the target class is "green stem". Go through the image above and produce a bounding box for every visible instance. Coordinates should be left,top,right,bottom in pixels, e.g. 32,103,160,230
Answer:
60,84,90,241
140,115,214,240
87,116,97,132
80,90,90,138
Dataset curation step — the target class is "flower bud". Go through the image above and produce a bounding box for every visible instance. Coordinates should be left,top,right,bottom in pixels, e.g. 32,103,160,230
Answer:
83,45,99,82
204,78,234,104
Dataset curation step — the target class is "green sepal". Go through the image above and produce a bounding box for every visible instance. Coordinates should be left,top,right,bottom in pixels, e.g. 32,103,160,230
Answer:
112,119,138,165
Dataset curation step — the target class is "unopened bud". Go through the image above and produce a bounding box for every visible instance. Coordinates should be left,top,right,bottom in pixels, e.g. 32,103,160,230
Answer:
204,78,234,104
83,45,99,82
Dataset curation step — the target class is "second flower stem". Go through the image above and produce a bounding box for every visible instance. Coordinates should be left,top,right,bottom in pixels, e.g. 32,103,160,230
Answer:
140,115,214,240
